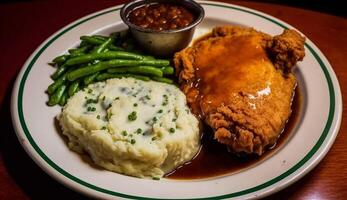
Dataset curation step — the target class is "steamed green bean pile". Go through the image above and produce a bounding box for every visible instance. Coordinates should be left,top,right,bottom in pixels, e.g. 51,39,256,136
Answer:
47,31,175,106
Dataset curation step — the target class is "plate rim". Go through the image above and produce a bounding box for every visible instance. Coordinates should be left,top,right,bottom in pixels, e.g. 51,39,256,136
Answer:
10,1,342,199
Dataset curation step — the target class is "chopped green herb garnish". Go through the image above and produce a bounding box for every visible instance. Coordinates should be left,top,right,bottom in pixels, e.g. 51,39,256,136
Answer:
96,115,100,119
169,128,175,133
172,118,177,122
158,109,163,113
162,94,169,106
143,130,150,136
121,130,127,136
128,111,137,121
102,96,106,101
145,95,151,100
136,128,142,134
88,88,93,94
86,98,98,104
152,177,160,180
87,106,96,112
130,139,136,144
153,117,157,122
115,97,120,100
101,126,106,130
107,112,112,120
133,103,138,107
151,137,157,141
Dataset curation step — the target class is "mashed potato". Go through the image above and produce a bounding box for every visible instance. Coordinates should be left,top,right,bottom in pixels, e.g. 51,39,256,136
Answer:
58,78,200,178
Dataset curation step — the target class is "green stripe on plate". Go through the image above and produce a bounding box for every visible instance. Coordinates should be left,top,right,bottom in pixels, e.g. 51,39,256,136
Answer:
16,2,335,199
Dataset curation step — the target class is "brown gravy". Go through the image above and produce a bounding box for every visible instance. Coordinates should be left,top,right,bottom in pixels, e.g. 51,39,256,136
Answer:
166,87,302,179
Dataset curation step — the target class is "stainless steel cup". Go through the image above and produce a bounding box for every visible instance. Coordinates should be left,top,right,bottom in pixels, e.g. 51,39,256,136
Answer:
120,0,205,57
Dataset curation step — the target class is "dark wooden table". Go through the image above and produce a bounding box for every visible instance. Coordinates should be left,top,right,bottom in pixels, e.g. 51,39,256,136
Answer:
1,0,346,199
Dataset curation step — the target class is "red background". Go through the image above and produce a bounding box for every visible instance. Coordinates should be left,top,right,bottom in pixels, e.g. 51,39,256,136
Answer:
1,0,346,199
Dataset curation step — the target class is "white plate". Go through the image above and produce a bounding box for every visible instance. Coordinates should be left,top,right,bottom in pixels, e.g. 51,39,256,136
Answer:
11,1,342,199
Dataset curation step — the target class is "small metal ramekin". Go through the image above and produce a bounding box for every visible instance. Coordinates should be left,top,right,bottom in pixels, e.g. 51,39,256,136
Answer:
120,0,205,57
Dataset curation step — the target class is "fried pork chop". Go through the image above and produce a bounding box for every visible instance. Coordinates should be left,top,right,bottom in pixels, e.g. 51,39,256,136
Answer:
174,26,305,155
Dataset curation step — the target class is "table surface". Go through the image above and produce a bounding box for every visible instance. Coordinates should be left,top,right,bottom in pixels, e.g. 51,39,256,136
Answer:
0,0,346,199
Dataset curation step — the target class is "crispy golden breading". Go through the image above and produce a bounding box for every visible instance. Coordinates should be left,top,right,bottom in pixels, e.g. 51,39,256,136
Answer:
174,26,305,155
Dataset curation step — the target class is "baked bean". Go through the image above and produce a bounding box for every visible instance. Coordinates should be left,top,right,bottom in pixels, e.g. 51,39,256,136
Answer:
128,3,195,31
153,10,161,18
159,18,167,24
159,5,166,13
145,16,154,24
170,24,178,29
133,9,140,17
139,10,146,17
139,23,149,28
181,20,190,27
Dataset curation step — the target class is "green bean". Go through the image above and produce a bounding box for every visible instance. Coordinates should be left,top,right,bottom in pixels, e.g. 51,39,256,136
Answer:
161,66,174,75
51,64,68,80
80,36,123,51
69,46,89,57
80,40,89,47
108,66,163,77
96,73,150,81
59,91,68,106
91,60,101,65
80,36,104,45
109,45,125,51
96,73,124,81
67,59,170,81
126,74,151,81
138,59,170,67
52,55,69,65
71,52,85,58
143,56,155,60
65,51,145,66
91,38,114,54
48,84,67,106
84,72,100,85
47,74,67,94
92,34,120,44
68,81,80,97
91,35,109,41
106,68,127,74
67,63,107,81
151,77,174,84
